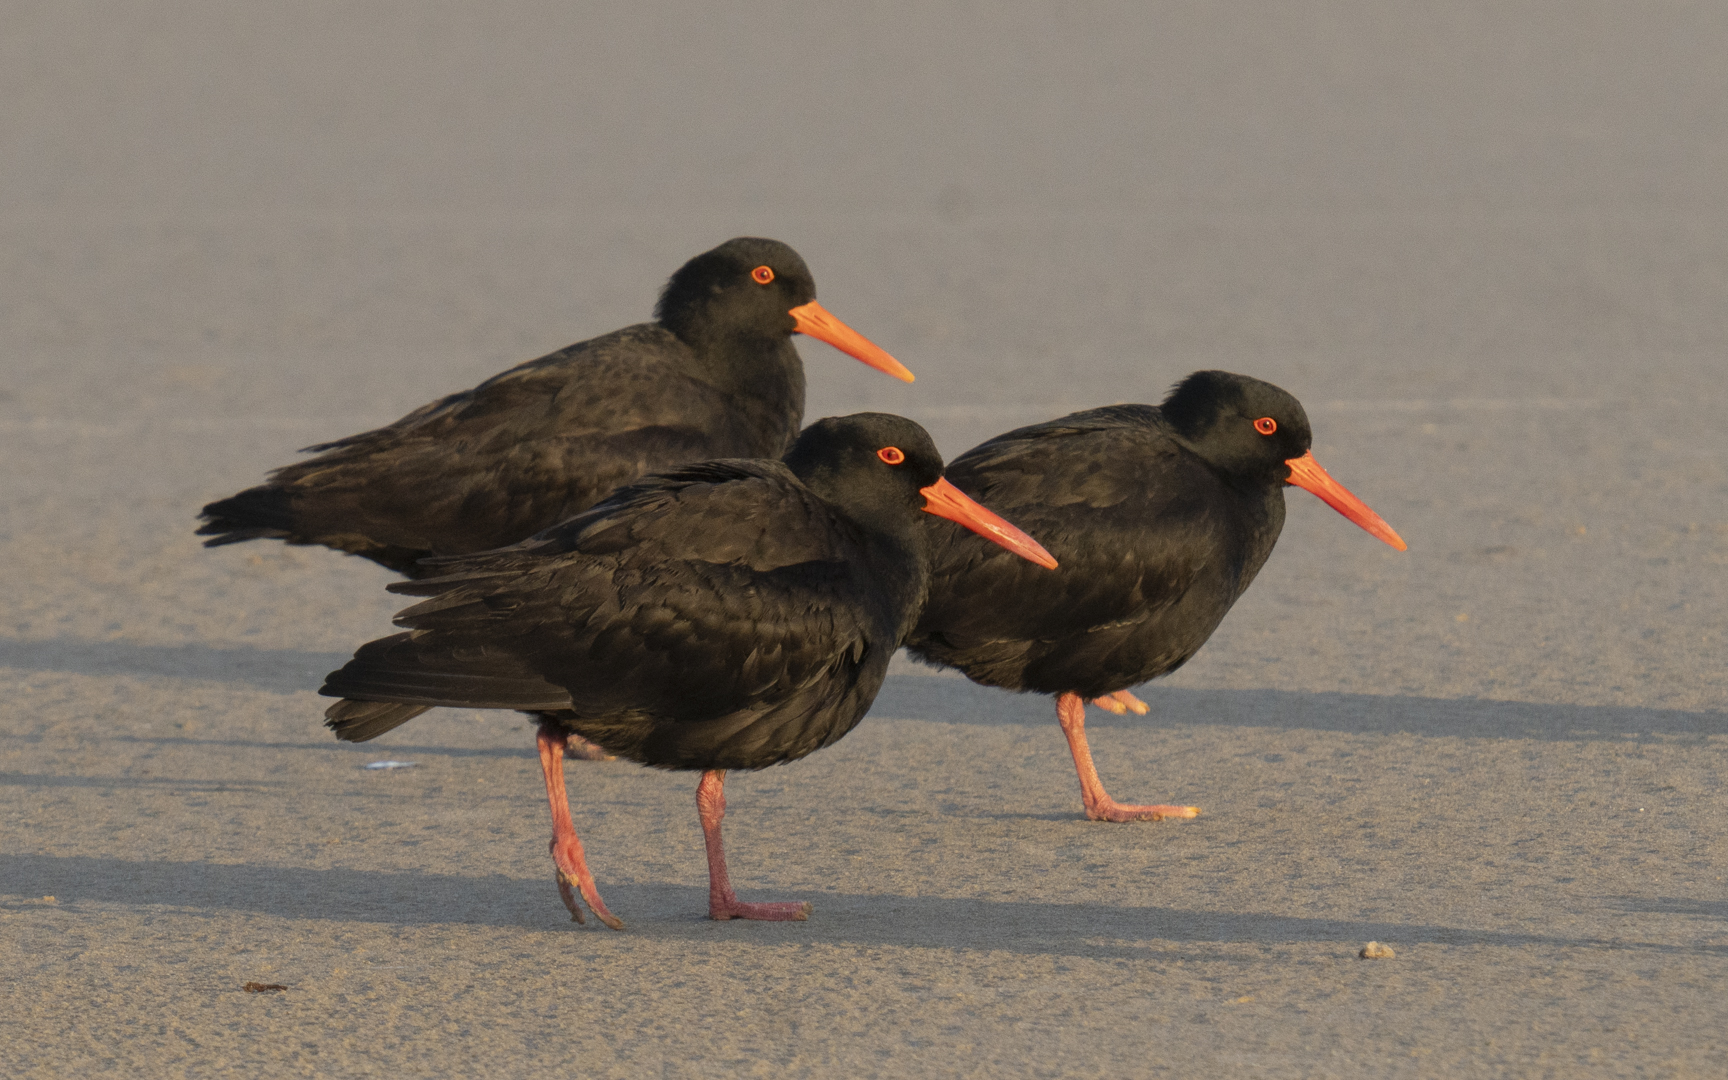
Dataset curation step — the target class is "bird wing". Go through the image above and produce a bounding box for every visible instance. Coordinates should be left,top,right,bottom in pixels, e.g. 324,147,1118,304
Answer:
271,325,764,554
916,408,1228,645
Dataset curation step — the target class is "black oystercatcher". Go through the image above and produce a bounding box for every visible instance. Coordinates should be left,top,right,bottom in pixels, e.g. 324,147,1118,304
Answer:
904,371,1406,822
198,237,912,576
320,413,1057,927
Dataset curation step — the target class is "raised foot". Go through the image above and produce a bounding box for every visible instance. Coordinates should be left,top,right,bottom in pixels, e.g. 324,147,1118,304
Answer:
1084,800,1201,823
1090,690,1151,716
562,735,616,762
710,898,812,922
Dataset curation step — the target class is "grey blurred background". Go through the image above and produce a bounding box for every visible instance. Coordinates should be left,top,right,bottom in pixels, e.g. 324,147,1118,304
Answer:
6,0,1727,705
12,3,1727,408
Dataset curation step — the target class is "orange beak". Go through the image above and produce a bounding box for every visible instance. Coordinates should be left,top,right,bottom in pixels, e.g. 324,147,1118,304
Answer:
789,300,916,383
921,477,1058,569
1284,451,1407,551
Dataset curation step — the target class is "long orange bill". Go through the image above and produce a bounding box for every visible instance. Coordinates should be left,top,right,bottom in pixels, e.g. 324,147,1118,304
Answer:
1284,451,1408,551
921,477,1058,568
789,300,916,383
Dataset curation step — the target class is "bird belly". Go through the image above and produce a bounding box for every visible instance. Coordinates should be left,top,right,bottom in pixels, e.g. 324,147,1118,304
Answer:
557,661,884,772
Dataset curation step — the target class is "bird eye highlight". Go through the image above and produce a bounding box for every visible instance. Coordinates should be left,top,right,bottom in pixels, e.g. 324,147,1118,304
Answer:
751,265,775,284
1253,417,1278,435
877,446,906,465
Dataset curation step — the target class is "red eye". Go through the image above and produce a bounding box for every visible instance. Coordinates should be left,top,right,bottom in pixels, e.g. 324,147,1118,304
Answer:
751,265,775,284
877,446,905,465
1253,417,1278,435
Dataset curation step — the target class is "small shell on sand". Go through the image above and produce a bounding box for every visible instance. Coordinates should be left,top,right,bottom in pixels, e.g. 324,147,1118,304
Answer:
1359,941,1396,959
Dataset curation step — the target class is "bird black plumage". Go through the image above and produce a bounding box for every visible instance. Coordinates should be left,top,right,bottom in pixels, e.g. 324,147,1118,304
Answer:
198,237,912,576
321,413,1056,927
905,371,1406,822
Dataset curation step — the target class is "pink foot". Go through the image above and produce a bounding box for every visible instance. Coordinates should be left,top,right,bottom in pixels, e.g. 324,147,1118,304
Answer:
1084,798,1201,823
709,896,813,922
549,836,626,930
697,770,811,922
1090,689,1150,715
538,723,625,930
1056,692,1200,825
562,734,616,761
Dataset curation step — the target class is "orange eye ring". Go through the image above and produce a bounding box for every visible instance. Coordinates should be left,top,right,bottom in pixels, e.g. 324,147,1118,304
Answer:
877,446,906,465
1253,417,1278,435
751,265,775,285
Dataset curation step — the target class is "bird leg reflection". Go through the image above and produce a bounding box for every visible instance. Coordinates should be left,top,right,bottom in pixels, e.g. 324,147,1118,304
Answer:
1056,692,1200,823
536,721,624,930
697,770,812,921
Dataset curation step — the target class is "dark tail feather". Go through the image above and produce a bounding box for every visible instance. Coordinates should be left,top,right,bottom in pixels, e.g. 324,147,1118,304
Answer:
321,632,573,711
324,699,432,742
197,486,297,546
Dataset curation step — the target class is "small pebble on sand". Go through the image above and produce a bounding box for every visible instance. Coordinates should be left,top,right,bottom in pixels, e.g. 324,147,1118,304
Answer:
1359,941,1395,959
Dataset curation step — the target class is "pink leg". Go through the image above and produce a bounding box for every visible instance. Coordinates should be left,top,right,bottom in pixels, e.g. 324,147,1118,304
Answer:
536,721,624,930
697,770,812,922
1056,692,1200,823
563,734,616,761
1090,689,1151,715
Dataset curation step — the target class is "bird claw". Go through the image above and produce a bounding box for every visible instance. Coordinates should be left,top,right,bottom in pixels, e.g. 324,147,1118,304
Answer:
552,857,624,930
556,870,626,930
555,871,586,924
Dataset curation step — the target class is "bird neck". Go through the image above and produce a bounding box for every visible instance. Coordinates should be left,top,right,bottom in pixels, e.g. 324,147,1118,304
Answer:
673,319,805,397
853,522,933,645
1224,485,1289,601
799,477,933,639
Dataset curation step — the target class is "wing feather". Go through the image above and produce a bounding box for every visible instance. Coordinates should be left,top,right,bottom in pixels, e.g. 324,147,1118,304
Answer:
265,326,772,556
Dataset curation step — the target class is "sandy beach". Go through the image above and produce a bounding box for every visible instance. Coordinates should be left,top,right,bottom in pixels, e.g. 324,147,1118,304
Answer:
4,3,1726,1075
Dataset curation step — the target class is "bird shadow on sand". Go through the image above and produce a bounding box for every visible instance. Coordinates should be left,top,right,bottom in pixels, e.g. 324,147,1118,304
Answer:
4,853,1722,962
101,734,537,760
7,637,1723,747
0,637,349,696
1610,896,1728,922
870,671,1728,744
